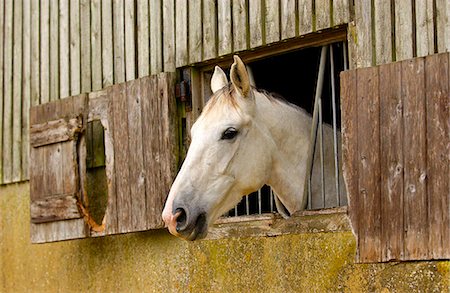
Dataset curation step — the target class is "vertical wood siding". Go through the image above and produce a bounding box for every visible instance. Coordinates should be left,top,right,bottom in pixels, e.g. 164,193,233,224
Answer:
341,52,450,263
1,1,449,185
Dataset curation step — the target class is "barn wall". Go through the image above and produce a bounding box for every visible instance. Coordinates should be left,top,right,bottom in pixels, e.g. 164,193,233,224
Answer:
1,183,449,292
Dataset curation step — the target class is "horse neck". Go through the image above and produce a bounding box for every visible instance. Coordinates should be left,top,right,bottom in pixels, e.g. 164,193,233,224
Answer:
254,91,311,213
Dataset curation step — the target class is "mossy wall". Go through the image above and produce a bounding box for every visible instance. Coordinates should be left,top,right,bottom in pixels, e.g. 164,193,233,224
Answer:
1,182,449,292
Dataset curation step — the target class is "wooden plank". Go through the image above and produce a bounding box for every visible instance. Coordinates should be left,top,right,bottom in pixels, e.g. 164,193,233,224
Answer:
113,0,125,83
175,0,188,67
281,0,296,40
354,0,373,67
163,0,176,70
22,0,31,180
298,0,313,35
141,76,159,228
31,218,88,243
394,0,413,61
112,83,132,233
415,0,434,57
80,0,91,93
425,53,449,259
137,0,150,77
402,57,428,260
202,0,217,60
374,0,393,65
31,194,82,224
188,0,202,63
102,0,114,86
59,0,70,98
91,0,102,90
0,0,4,183
249,0,263,48
125,0,136,80
264,0,280,44
379,62,404,261
232,0,247,51
126,79,147,231
50,0,59,101
30,118,83,147
315,0,330,31
70,0,81,96
217,0,232,56
30,106,46,201
12,0,23,182
31,0,40,106
150,0,163,73
3,0,13,183
356,67,381,263
40,0,50,103
435,0,449,52
333,0,350,26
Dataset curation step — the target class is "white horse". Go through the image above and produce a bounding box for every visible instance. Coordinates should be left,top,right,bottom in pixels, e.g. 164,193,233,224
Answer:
162,56,344,240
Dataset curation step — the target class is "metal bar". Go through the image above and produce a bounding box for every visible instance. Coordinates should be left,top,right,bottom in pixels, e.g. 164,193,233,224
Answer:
270,187,274,212
343,42,348,71
245,195,249,215
319,99,325,207
330,44,341,206
258,188,262,214
234,205,238,217
306,45,328,209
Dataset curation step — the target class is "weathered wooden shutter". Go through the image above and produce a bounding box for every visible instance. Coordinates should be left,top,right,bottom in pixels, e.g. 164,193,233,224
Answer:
340,52,449,263
29,73,178,243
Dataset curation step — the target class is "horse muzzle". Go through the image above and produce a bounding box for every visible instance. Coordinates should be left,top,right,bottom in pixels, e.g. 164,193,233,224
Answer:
164,206,208,241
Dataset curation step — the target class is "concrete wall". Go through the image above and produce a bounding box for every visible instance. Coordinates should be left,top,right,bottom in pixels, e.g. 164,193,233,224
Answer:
1,182,449,292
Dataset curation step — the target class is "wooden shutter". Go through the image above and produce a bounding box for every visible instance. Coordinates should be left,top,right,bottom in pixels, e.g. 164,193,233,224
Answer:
29,72,178,243
340,52,449,263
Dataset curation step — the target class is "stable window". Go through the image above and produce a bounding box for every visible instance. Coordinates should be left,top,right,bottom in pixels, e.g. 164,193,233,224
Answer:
179,38,349,220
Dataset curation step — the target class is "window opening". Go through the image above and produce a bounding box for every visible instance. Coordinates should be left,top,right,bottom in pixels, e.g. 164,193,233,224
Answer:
217,42,348,217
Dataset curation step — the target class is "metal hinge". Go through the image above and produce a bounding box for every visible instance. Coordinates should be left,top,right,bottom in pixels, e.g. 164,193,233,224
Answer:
175,80,192,112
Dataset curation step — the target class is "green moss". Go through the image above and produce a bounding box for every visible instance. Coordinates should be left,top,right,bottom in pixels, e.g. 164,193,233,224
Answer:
1,182,449,292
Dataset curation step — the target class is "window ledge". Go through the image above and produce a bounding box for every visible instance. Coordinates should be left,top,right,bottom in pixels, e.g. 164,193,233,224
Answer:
205,206,351,240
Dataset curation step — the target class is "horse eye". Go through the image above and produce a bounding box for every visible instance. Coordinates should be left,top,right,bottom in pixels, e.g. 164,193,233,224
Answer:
221,127,238,140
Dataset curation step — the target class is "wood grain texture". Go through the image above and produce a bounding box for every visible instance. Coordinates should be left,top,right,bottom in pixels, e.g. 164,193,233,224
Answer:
30,0,40,106
150,0,163,73
22,0,31,180
126,79,147,231
188,0,202,63
137,0,150,77
12,0,23,182
402,57,428,260
49,0,59,101
217,0,232,56
249,0,263,48
91,0,102,91
175,0,188,67
333,0,350,26
125,0,136,80
394,0,413,61
70,0,81,96
315,0,330,31
31,194,81,224
232,0,248,52
374,0,393,65
264,0,280,44
354,0,373,67
298,0,313,35
80,0,91,93
3,0,13,183
379,62,403,261
356,67,381,263
435,0,449,52
0,0,4,182
112,83,132,233
425,53,449,259
30,118,83,147
102,0,114,86
203,0,217,60
163,0,176,71
281,0,296,40
415,0,434,57
59,0,70,98
113,0,125,83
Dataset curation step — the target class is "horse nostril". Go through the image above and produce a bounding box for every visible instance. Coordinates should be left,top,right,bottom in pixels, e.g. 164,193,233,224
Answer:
175,208,187,231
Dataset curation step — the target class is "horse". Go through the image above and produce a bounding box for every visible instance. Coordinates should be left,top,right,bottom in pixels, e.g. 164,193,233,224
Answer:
162,55,345,240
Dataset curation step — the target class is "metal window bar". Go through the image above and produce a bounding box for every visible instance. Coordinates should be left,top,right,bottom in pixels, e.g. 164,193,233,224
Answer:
225,42,346,218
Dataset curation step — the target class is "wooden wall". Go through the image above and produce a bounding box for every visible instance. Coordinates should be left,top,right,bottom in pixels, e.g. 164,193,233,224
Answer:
0,0,449,185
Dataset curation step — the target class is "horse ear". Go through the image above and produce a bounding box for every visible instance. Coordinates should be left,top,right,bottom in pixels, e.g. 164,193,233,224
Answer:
211,66,228,93
230,55,250,97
